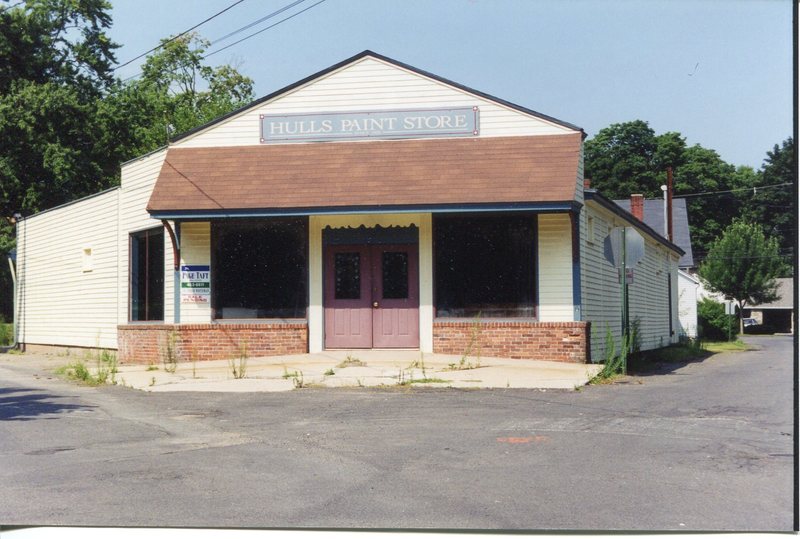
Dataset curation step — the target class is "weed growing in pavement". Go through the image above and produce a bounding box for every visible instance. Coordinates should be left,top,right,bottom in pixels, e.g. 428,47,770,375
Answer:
146,364,158,371
149,376,156,387
162,329,179,374
324,368,335,376
290,370,306,388
591,326,630,383
448,313,483,371
398,377,449,386
407,352,428,377
336,354,366,368
229,341,248,379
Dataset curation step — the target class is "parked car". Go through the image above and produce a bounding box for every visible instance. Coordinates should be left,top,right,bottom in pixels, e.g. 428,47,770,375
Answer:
743,318,759,327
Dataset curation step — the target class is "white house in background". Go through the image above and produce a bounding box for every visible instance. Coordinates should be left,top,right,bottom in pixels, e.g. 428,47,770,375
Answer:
14,51,683,364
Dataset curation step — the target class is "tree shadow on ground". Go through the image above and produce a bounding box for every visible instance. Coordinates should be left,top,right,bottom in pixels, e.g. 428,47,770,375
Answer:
0,387,96,421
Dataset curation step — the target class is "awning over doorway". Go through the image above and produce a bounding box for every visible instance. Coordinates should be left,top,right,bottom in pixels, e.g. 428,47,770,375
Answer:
147,133,582,217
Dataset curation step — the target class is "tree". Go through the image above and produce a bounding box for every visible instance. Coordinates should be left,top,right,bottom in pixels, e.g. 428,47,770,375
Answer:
0,3,254,320
584,120,754,263
698,220,783,334
104,33,254,160
739,137,795,269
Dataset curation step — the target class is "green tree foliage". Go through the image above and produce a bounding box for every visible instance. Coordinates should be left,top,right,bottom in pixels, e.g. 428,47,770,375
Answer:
0,2,254,320
697,297,736,342
584,121,793,265
105,33,254,158
738,138,795,267
698,220,782,333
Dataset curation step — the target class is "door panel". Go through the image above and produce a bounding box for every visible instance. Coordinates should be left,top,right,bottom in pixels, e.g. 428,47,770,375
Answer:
324,243,419,349
372,245,419,348
324,246,372,348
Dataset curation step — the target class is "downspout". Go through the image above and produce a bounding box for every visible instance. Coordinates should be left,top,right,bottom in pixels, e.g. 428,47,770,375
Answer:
2,254,17,352
2,213,22,352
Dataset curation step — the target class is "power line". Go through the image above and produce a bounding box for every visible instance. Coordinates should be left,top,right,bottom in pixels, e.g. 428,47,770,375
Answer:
114,0,247,71
205,0,327,59
119,0,326,83
210,0,306,45
678,182,792,199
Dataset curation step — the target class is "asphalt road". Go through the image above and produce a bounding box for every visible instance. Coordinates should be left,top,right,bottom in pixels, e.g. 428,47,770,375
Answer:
0,336,794,531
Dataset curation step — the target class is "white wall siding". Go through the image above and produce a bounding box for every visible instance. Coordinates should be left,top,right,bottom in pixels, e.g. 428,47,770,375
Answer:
580,202,680,361
17,189,120,348
678,270,699,338
178,222,212,323
537,214,574,321
174,57,575,148
117,148,174,327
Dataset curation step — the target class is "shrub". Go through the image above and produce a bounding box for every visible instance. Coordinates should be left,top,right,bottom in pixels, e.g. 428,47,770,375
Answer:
697,298,736,341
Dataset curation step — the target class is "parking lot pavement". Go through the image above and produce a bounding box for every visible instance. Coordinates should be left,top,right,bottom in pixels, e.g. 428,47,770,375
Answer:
0,336,793,530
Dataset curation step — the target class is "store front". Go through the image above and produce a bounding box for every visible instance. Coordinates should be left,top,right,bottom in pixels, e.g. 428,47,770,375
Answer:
17,51,683,366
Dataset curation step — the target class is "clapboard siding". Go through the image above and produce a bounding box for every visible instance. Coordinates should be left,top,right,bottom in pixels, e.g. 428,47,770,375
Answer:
537,214,574,321
175,57,574,148
17,189,120,348
580,202,679,361
179,222,211,323
118,149,174,328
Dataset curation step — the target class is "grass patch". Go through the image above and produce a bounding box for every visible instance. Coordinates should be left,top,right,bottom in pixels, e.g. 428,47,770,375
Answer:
398,377,449,386
323,368,335,376
336,355,366,368
0,323,12,346
55,348,118,386
704,340,750,353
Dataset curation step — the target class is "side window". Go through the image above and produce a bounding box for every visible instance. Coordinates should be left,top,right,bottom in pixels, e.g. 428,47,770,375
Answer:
130,228,164,321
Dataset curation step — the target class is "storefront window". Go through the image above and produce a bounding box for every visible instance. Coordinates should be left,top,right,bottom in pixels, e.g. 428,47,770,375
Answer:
211,218,308,319
434,214,535,318
130,228,164,321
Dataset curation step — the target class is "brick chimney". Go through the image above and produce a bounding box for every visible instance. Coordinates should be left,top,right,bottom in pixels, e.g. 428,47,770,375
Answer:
630,194,644,221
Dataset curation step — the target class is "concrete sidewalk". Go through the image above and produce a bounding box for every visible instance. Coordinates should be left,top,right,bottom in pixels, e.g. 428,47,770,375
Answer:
106,349,602,392
0,349,602,392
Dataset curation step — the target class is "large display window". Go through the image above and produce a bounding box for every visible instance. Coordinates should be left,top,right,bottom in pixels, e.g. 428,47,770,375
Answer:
211,218,308,319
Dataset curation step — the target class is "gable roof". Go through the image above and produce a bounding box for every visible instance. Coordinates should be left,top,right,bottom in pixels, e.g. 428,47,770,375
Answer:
614,198,694,268
748,278,794,310
170,50,584,144
585,190,685,256
147,133,583,217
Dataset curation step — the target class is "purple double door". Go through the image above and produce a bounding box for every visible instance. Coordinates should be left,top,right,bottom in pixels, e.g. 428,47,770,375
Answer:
324,244,419,349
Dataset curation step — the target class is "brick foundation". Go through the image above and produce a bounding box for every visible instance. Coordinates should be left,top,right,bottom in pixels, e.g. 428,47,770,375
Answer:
433,320,590,363
117,323,308,364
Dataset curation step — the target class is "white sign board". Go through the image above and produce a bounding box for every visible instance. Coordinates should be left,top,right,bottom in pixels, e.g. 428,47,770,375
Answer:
181,265,210,304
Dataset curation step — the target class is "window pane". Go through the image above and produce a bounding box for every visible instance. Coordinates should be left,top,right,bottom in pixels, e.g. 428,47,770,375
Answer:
130,228,164,321
335,252,361,299
434,215,535,318
382,251,408,299
212,219,308,319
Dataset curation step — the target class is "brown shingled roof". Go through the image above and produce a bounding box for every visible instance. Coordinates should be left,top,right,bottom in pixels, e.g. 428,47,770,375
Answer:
147,133,582,214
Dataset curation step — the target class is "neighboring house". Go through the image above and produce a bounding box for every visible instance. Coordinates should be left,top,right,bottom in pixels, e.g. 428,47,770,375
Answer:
14,51,683,364
742,278,794,334
614,196,698,338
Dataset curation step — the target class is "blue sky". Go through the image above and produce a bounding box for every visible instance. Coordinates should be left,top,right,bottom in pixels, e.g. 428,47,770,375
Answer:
108,0,792,169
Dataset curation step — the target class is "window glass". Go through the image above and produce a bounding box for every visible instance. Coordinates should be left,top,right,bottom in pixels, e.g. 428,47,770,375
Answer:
212,219,308,319
130,228,164,321
382,251,409,299
434,214,535,318
334,252,361,299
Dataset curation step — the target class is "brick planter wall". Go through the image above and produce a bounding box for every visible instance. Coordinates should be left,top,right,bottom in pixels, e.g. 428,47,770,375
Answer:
433,320,590,363
117,323,308,364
